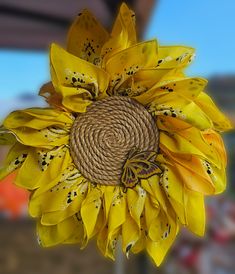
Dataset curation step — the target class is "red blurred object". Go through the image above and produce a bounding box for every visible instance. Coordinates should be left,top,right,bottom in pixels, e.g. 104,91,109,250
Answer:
181,249,200,268
213,230,231,244
0,173,29,219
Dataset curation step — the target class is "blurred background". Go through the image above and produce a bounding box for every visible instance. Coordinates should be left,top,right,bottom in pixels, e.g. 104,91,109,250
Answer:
0,0,235,273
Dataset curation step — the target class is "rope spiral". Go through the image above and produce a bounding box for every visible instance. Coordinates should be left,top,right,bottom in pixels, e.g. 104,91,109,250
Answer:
70,96,159,185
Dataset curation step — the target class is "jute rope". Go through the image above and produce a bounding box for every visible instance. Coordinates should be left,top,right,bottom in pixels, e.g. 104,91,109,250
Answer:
70,96,159,185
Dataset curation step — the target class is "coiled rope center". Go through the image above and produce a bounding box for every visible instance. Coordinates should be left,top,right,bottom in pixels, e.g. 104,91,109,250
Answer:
70,96,159,185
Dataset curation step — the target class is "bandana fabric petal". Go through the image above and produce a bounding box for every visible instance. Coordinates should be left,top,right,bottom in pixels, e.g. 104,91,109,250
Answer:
50,44,110,112
67,9,109,64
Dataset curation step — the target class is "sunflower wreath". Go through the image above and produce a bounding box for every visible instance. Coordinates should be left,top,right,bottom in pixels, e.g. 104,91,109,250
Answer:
0,2,232,266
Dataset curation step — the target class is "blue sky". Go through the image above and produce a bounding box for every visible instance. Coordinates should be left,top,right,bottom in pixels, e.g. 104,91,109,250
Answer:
0,0,235,100
0,50,49,100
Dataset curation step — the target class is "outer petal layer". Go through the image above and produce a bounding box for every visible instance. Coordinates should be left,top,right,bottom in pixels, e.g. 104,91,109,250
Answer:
101,3,137,66
67,9,109,64
50,44,109,112
3,108,72,148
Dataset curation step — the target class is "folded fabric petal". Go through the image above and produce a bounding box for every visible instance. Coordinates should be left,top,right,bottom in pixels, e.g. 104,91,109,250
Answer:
3,108,73,148
50,43,109,112
67,9,109,64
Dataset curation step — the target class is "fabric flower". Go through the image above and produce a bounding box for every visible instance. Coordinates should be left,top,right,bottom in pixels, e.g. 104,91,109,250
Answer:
0,3,232,266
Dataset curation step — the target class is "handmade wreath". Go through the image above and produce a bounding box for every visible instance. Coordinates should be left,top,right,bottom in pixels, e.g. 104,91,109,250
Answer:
0,3,232,266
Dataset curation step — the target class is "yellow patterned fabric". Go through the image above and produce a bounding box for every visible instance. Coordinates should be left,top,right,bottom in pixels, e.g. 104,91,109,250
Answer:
0,3,232,266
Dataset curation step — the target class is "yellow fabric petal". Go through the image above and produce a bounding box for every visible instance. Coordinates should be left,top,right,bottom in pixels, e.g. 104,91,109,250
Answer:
41,195,82,226
97,225,108,256
157,45,195,69
5,108,72,126
205,163,226,194
131,233,146,254
37,216,78,247
16,146,70,190
105,41,158,95
91,208,105,241
162,151,215,195
101,3,136,66
3,108,72,148
185,189,205,236
147,212,162,243
174,128,222,168
67,9,109,64
59,87,93,112
111,3,136,46
41,181,88,226
0,126,16,145
160,164,187,225
97,187,123,261
122,212,140,257
203,129,227,167
159,162,206,236
157,115,192,132
102,187,126,258
149,92,212,130
159,126,221,168
116,67,173,98
96,226,108,257
146,209,178,266
142,175,168,213
97,225,120,260
144,195,160,232
150,209,175,242
0,143,28,180
50,43,109,112
39,82,65,110
143,152,210,234
15,148,41,189
102,185,115,221
127,185,146,227
108,188,126,234
81,186,102,239
28,162,80,218
135,76,207,105
30,147,72,197
63,216,84,244
195,92,233,131
31,167,84,215
201,129,227,193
